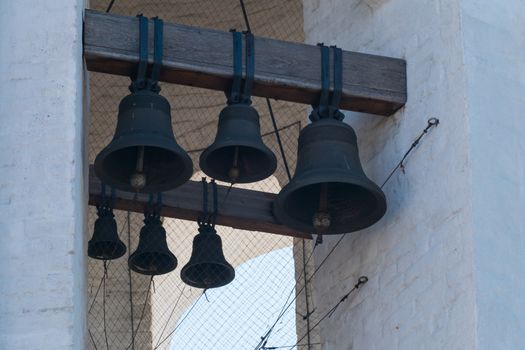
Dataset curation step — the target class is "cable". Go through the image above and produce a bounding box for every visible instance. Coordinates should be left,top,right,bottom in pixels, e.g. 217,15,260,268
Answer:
153,292,205,349
102,261,110,350
381,118,439,188
126,276,154,350
239,0,252,33
126,211,135,350
267,98,292,181
88,260,111,314
287,277,368,350
88,328,99,350
105,0,116,13
154,285,187,349
301,240,312,349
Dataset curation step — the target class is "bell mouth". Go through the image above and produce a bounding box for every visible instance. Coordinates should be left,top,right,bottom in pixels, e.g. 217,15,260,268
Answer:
128,252,178,276
88,241,127,260
274,178,386,234
181,262,235,289
95,135,193,193
199,143,277,183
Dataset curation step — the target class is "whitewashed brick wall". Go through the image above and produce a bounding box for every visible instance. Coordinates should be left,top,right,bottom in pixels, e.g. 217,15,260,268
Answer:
0,1,87,349
304,0,525,349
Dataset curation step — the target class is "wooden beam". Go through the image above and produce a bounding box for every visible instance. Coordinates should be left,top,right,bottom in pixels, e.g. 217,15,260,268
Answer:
88,167,312,240
83,10,407,116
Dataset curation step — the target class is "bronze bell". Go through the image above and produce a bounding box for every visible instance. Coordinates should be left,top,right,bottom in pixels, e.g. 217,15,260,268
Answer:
128,214,177,275
180,225,235,289
88,206,126,260
94,90,193,193
199,104,277,183
273,118,386,234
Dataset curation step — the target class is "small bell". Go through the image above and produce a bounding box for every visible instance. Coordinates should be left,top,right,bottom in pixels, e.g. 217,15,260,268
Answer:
181,225,235,289
128,214,177,275
199,104,277,183
88,205,126,260
273,119,386,234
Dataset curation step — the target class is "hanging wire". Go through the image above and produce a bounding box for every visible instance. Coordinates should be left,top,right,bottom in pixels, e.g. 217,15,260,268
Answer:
153,292,206,349
285,277,368,350
89,329,100,350
126,276,155,350
88,260,112,314
154,285,187,348
380,118,439,188
126,210,135,350
105,0,116,13
102,261,110,350
300,240,312,348
267,98,293,181
239,0,252,33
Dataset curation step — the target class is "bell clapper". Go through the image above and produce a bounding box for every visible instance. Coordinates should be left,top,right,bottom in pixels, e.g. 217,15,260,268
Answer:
228,146,240,182
313,183,331,233
130,146,147,190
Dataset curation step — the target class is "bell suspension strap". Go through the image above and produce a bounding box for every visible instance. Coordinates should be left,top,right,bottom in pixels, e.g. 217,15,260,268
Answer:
148,17,164,93
198,178,209,227
309,44,345,121
130,15,149,92
240,31,255,105
210,179,218,228
227,30,243,105
97,183,111,217
146,192,163,222
329,46,345,121
130,15,165,93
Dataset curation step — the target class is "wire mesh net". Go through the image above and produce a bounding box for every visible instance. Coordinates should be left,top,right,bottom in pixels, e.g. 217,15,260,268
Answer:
87,1,319,349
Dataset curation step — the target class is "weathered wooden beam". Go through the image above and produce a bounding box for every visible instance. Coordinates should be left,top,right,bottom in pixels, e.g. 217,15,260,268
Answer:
88,167,312,240
83,10,406,116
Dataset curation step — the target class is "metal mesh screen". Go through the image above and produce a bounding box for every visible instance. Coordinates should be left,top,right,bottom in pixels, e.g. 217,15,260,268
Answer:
87,1,319,349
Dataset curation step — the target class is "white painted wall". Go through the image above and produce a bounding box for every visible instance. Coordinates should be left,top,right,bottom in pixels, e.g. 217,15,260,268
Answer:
462,2,525,348
0,1,87,349
304,0,525,349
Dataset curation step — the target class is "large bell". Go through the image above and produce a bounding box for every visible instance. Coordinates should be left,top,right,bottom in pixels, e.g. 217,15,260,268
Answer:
94,90,193,193
273,118,386,234
88,207,126,260
180,225,235,289
128,215,177,275
199,104,277,183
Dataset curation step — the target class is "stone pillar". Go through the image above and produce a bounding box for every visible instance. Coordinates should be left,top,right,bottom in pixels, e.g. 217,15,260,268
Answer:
303,0,525,349
0,1,87,349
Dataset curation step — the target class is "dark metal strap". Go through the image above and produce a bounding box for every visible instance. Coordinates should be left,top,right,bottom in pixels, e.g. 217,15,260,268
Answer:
98,183,109,215
149,17,164,93
228,30,243,105
199,177,208,226
241,32,255,105
146,192,162,219
211,179,218,227
310,44,345,121
329,46,344,121
309,43,330,122
130,15,149,92
319,44,330,116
